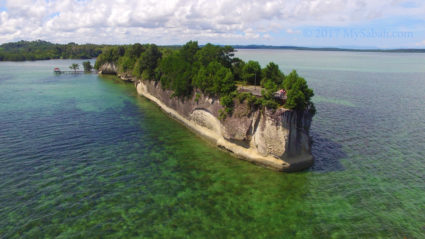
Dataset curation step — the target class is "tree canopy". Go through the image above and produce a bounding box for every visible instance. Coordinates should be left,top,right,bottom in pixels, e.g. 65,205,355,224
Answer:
69,63,79,72
82,61,93,72
0,40,104,61
241,61,262,85
94,41,315,114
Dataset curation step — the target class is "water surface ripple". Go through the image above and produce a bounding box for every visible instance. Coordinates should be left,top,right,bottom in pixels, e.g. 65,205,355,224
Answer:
0,54,424,238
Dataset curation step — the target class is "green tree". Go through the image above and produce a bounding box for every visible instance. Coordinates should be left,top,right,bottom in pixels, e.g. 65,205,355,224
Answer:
195,43,234,68
193,61,235,96
241,60,261,85
285,89,306,110
284,70,314,110
118,55,136,73
180,41,199,64
134,44,162,79
158,52,194,97
69,63,79,72
261,62,284,86
127,43,145,58
82,61,93,72
231,58,245,82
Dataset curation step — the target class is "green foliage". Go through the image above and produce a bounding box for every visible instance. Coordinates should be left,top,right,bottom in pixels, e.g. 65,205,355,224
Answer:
219,95,234,119
0,40,103,61
285,89,305,109
82,61,93,72
180,41,199,63
235,92,262,110
236,92,251,103
259,63,285,106
138,44,162,79
193,61,236,96
220,95,234,108
94,47,122,69
156,43,236,99
231,58,245,82
195,43,234,68
115,44,147,73
158,52,194,97
284,70,314,111
241,60,261,85
69,63,79,72
93,41,314,113
127,43,145,58
117,55,136,73
195,93,201,103
237,91,278,110
262,99,279,109
261,62,285,87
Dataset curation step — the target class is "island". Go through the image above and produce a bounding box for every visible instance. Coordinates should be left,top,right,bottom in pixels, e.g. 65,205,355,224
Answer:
95,41,316,171
0,40,104,61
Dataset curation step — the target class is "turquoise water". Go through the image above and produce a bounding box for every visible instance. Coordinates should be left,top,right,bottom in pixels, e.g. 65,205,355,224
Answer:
0,52,424,238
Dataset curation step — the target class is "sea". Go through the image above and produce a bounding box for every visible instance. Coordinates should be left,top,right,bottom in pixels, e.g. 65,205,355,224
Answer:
0,50,424,238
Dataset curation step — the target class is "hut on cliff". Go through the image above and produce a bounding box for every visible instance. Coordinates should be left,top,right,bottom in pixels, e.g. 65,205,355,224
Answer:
273,89,287,104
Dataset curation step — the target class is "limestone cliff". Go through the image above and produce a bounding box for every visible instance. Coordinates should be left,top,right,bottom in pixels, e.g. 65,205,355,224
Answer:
100,64,314,171
136,80,313,171
98,63,118,74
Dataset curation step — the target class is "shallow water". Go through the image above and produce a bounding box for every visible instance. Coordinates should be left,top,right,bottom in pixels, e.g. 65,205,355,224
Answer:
0,52,424,238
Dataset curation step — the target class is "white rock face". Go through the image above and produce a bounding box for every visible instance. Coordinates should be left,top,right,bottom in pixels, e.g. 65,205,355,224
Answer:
136,80,314,172
190,109,222,135
98,63,117,74
253,114,288,157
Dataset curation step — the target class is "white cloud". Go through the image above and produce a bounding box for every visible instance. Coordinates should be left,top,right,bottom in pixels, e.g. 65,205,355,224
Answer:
416,40,425,46
0,0,424,44
286,28,301,34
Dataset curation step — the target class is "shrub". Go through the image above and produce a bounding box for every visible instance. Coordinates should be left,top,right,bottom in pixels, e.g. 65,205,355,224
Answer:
261,62,284,86
219,95,234,118
284,70,314,111
262,99,279,109
195,93,201,103
241,60,261,85
82,61,93,72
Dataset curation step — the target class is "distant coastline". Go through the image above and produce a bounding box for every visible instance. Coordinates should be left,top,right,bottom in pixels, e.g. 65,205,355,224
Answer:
2,40,425,62
0,40,105,61
231,45,425,53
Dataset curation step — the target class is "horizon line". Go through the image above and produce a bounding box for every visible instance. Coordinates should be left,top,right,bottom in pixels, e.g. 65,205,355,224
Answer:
2,39,425,53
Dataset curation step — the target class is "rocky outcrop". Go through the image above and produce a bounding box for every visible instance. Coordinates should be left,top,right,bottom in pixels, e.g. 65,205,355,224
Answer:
98,63,118,74
135,80,313,172
98,63,314,171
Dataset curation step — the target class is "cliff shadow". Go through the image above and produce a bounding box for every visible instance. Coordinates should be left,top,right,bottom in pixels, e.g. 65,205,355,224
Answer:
309,131,346,172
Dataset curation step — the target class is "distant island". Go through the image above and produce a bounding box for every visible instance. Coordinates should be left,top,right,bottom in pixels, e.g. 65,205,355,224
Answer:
1,40,425,62
95,41,315,171
232,45,425,53
0,40,105,61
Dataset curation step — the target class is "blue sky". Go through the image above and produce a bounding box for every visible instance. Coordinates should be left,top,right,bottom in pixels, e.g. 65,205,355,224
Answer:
0,0,424,48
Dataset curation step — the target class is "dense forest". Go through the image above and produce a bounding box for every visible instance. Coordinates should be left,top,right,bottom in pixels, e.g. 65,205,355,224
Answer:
95,41,315,114
0,40,105,61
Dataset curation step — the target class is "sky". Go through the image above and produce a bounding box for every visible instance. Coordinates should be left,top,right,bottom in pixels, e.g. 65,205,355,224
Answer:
1,0,425,48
